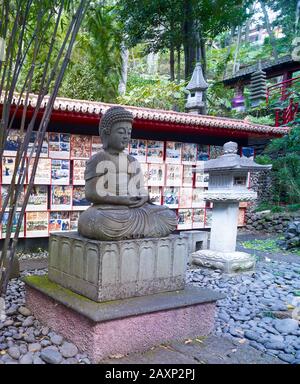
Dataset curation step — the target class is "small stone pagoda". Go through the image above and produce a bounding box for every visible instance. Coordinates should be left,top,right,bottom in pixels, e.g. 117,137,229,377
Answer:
192,141,271,274
249,63,267,107
185,62,208,114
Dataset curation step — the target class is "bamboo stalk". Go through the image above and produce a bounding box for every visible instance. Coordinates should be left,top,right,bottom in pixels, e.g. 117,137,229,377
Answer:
0,0,88,296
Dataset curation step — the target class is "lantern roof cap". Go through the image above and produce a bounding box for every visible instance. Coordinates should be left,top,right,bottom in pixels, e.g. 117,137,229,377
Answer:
202,141,272,172
186,62,209,92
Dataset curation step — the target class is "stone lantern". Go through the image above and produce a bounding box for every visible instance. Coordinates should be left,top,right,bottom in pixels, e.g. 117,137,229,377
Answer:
192,141,271,274
185,62,208,114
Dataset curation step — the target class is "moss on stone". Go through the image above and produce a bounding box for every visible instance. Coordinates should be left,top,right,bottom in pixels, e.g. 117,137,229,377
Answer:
23,274,124,307
23,275,97,304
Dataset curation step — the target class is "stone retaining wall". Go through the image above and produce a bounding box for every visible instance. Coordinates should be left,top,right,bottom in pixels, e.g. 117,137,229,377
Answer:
245,210,300,233
249,169,273,205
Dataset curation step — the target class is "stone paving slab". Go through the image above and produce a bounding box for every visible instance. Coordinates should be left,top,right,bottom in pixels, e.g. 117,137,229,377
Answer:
100,335,285,364
101,348,198,364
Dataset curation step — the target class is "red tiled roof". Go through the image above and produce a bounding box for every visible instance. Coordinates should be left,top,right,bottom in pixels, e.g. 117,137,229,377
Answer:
6,93,289,135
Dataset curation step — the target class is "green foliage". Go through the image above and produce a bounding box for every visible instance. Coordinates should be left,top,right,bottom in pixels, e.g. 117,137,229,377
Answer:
17,2,122,102
245,114,275,126
241,238,284,253
255,202,300,213
59,3,122,102
117,74,186,110
241,237,300,256
206,82,234,116
59,58,100,101
117,0,252,78
267,0,298,48
256,125,300,205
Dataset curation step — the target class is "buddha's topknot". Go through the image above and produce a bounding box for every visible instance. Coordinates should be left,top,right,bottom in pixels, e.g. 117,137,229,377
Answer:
99,106,133,138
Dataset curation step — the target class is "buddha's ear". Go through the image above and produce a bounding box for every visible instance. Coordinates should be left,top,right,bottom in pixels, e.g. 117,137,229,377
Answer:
100,129,109,139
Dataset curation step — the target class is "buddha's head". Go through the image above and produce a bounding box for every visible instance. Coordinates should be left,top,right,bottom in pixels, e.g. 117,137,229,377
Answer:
99,106,134,152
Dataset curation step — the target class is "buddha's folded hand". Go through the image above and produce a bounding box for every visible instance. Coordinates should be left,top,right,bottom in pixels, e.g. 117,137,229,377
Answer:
127,195,149,208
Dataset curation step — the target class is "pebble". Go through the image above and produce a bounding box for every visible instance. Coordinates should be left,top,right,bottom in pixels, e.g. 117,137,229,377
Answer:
264,341,285,350
22,317,34,327
244,330,260,342
8,346,20,360
268,335,284,343
40,349,63,364
190,255,300,364
50,334,63,346
65,358,78,364
24,334,36,343
274,319,299,334
0,269,88,365
18,307,31,317
278,353,296,363
41,327,49,336
19,345,28,355
40,340,51,347
33,355,45,364
60,342,78,358
19,352,33,364
28,343,42,353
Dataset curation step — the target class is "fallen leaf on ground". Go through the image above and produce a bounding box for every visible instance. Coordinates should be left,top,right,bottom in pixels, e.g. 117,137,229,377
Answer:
287,304,295,310
109,354,124,359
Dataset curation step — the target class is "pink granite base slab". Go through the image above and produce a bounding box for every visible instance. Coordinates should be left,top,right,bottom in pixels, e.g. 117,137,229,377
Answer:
26,286,216,363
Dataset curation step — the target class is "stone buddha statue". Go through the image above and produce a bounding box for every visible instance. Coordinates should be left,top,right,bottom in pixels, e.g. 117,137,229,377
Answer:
78,106,177,241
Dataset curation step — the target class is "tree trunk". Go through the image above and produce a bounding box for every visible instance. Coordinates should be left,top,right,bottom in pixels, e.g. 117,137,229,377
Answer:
244,4,254,43
223,26,235,79
176,46,181,83
118,41,129,96
0,0,87,297
183,0,196,80
147,51,159,75
199,33,207,115
170,43,175,81
245,20,250,42
296,0,300,33
183,36,196,80
232,26,242,75
260,1,278,61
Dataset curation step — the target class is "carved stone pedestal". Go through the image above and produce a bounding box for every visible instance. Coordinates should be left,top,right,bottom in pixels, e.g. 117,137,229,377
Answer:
192,249,256,274
24,231,224,362
24,276,224,362
48,232,188,302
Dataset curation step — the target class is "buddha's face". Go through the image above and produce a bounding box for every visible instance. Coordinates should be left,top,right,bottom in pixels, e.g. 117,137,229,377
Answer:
103,121,132,152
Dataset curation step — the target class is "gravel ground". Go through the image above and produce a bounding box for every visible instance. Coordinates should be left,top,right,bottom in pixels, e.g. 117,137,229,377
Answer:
1,237,300,364
188,259,300,364
0,269,91,365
